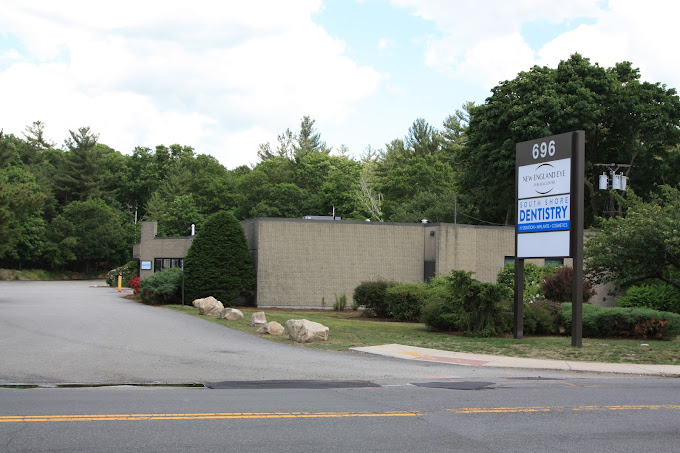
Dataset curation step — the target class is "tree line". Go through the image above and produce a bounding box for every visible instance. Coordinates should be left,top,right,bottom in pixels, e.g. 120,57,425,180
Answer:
1,53,679,275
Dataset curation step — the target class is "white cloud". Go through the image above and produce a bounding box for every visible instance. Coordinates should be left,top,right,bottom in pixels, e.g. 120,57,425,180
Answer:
377,38,396,52
393,0,680,91
219,126,277,169
388,0,602,85
537,1,680,88
453,33,536,88
0,61,216,152
0,0,382,167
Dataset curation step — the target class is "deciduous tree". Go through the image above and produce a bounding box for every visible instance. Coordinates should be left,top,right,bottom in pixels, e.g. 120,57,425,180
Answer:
585,187,680,290
460,54,680,226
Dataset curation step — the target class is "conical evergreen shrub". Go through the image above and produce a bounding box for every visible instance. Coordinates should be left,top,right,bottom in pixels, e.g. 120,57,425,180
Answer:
183,211,255,306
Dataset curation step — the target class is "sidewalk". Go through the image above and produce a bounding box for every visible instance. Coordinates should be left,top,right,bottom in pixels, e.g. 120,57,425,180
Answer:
351,344,680,377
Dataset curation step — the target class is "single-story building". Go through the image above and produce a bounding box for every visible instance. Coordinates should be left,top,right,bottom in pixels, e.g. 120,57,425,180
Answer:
132,218,605,309
132,221,192,279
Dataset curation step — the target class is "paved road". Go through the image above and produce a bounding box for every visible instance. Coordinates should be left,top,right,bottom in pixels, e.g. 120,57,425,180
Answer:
0,280,568,385
2,377,680,452
2,281,680,452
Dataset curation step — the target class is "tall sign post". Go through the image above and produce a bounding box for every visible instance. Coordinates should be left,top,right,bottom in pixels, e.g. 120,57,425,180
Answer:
515,131,585,347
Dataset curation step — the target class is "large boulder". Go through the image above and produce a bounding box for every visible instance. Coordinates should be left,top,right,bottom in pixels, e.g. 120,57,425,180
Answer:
257,321,285,336
220,308,244,321
250,311,267,327
285,319,329,343
197,296,224,316
192,298,204,308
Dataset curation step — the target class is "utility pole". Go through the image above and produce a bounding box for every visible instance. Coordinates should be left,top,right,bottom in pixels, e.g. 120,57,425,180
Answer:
595,163,630,217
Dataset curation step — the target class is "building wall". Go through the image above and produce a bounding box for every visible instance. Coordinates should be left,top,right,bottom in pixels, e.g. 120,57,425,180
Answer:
137,218,607,308
244,218,424,308
435,224,515,283
133,221,193,278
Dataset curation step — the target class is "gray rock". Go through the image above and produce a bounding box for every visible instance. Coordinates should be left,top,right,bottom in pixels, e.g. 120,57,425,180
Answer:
198,296,224,316
250,311,267,327
257,321,284,335
285,319,329,343
220,308,244,321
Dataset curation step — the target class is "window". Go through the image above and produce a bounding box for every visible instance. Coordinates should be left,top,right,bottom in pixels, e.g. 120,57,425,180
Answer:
154,258,184,272
545,258,564,266
504,256,515,265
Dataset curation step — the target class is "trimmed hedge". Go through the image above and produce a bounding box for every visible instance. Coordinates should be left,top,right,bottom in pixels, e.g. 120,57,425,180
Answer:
385,284,428,321
498,299,562,335
353,279,397,318
562,303,680,340
139,267,183,305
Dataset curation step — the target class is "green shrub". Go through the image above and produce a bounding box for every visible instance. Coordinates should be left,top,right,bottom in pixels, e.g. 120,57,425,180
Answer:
183,211,255,306
422,270,512,336
497,262,560,302
385,284,428,321
353,279,397,317
421,299,469,332
139,268,183,305
333,293,347,311
561,303,680,340
524,300,562,335
420,276,463,329
106,261,139,287
618,284,680,314
351,298,361,310
542,266,595,303
497,299,562,335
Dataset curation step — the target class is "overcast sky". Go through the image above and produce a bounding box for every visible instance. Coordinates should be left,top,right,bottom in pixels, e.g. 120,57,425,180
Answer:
1,0,678,169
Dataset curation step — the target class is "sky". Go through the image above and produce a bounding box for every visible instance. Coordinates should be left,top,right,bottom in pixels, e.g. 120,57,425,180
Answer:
1,0,679,170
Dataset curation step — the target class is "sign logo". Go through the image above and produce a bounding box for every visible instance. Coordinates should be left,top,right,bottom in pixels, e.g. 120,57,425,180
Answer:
518,158,570,200
530,163,565,195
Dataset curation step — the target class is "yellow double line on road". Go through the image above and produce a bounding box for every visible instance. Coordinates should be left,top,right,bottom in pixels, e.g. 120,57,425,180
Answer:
0,411,422,423
448,405,680,414
5,405,680,423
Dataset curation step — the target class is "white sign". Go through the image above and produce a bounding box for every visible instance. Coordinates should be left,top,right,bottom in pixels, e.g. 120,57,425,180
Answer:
517,231,570,258
516,133,575,259
141,261,152,270
517,158,571,199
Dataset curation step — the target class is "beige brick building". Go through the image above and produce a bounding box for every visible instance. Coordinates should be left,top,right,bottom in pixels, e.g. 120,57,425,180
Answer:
241,218,572,308
134,218,586,308
132,221,193,279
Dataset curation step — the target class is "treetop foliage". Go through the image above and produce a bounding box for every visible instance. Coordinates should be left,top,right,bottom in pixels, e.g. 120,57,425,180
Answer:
460,53,680,225
585,186,680,290
1,53,678,278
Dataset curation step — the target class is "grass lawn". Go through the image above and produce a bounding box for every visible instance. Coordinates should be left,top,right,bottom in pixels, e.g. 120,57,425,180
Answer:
0,268,101,280
163,305,680,366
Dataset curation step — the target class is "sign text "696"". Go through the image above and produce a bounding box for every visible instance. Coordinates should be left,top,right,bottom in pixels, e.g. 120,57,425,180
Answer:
532,140,556,159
